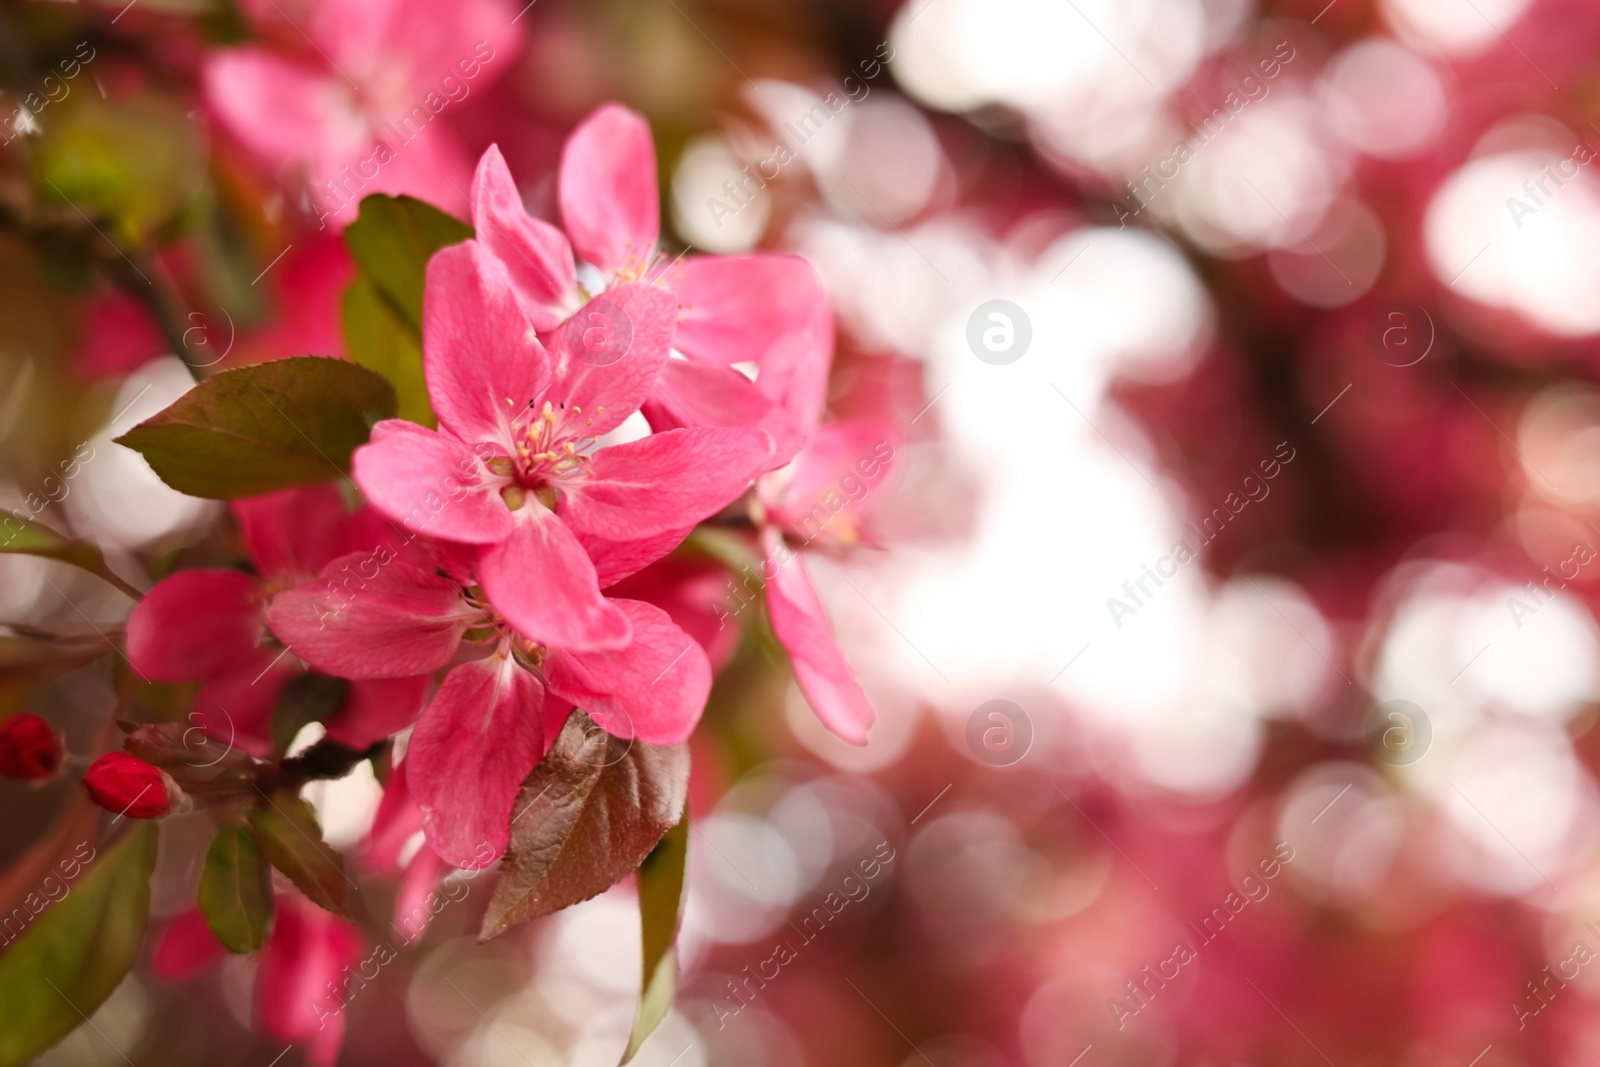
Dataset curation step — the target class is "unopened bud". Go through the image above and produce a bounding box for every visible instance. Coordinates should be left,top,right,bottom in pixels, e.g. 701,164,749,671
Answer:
84,753,181,819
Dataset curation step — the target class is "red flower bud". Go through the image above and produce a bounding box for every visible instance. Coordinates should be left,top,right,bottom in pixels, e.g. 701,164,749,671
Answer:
0,713,63,781
84,753,178,819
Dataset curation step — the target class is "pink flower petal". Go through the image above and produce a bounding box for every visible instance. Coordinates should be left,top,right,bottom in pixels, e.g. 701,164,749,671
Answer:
368,417,433,444
577,525,694,588
544,283,677,439
255,892,363,1049
363,755,425,876
766,420,899,545
325,676,429,748
203,50,367,181
75,290,166,381
233,233,354,364
470,145,578,328
424,241,551,447
609,554,744,673
757,297,835,435
233,484,351,584
127,570,264,682
406,655,545,868
476,508,632,651
560,427,767,541
193,652,295,758
761,530,873,744
152,908,225,982
665,254,825,366
391,841,450,944
348,118,474,220
351,423,513,544
546,598,711,744
268,553,474,678
642,358,805,471
380,0,522,101
558,104,659,275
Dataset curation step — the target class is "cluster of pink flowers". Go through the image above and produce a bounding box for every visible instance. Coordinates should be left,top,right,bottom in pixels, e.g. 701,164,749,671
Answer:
78,105,893,1061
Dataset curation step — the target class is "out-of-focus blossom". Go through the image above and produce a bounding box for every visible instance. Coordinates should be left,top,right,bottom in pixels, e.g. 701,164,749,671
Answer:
0,712,62,781
153,895,363,1066
203,0,521,227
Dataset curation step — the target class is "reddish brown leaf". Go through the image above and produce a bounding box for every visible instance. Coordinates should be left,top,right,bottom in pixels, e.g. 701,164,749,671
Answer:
480,712,688,941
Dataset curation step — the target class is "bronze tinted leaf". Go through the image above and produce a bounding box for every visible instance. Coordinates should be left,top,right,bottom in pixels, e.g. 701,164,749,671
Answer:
480,712,689,941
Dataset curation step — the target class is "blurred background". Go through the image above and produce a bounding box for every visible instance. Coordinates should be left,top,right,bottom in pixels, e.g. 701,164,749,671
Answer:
8,0,1600,1063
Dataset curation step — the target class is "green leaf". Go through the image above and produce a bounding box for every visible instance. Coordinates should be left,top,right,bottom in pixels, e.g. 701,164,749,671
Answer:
113,356,396,498
0,822,158,1067
344,195,472,332
343,277,435,428
481,712,689,941
248,791,350,918
622,814,688,1064
198,824,274,953
0,515,142,599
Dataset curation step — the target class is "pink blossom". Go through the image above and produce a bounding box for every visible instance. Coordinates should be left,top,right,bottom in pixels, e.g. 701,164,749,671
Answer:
126,484,428,755
152,895,362,1067
203,0,520,227
750,320,902,746
269,549,711,868
350,238,767,651
255,893,364,1065
469,111,822,464
362,758,454,942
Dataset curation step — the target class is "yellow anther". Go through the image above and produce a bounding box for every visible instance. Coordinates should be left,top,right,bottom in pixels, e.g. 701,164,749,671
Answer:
563,441,576,454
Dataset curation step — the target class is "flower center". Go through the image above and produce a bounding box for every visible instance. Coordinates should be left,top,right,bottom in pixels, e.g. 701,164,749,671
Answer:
500,399,602,487
460,586,547,665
